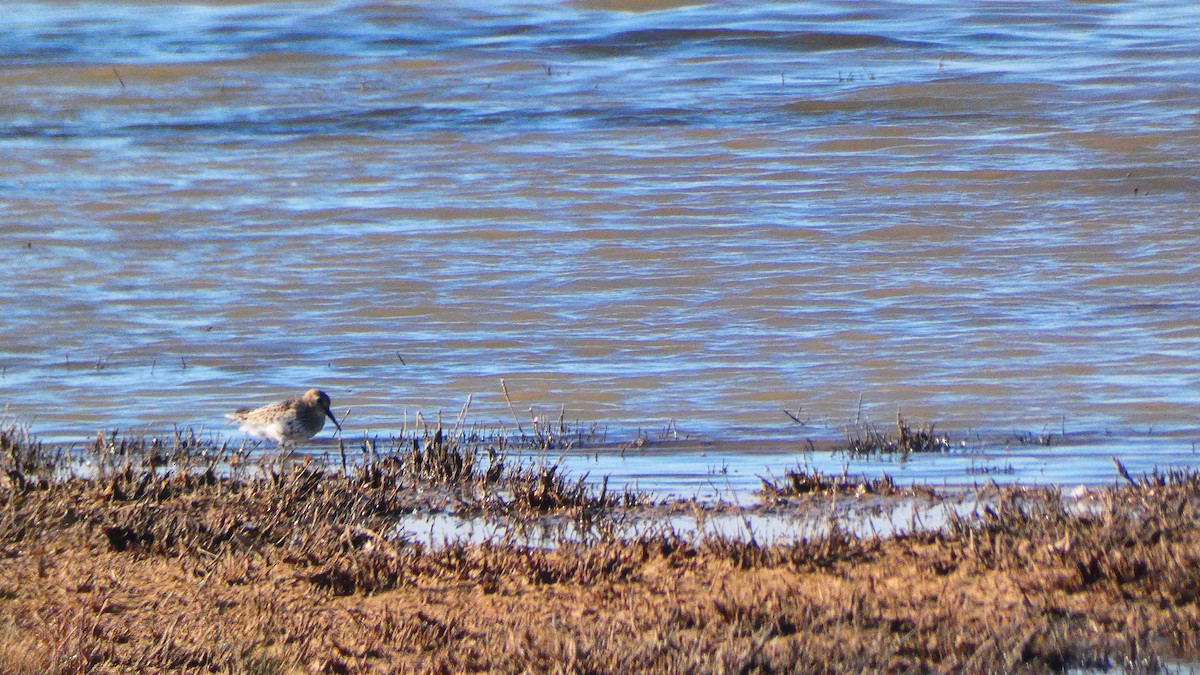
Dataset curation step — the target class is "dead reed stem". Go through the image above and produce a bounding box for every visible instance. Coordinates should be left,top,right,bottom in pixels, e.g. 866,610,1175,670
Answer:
500,379,524,435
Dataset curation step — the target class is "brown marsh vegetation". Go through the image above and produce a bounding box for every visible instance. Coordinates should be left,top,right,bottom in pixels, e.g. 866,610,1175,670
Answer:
4,421,1200,673
843,411,954,457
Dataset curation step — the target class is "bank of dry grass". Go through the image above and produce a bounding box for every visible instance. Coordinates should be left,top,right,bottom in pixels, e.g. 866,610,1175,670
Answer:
3,424,1200,672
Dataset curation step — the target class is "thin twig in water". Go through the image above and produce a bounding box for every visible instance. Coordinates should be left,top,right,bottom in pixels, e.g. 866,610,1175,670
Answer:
452,394,472,438
500,379,524,435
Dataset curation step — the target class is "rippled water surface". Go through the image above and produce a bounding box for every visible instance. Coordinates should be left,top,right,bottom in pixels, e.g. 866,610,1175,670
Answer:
2,0,1200,487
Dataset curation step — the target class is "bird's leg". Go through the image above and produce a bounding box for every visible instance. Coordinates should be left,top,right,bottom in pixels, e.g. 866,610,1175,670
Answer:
279,441,296,465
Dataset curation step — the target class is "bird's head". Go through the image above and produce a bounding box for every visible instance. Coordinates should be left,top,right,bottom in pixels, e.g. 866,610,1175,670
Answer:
306,389,343,432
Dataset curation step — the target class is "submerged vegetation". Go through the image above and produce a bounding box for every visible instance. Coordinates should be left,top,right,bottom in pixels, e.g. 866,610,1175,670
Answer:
4,419,1200,672
758,462,930,501
844,411,954,456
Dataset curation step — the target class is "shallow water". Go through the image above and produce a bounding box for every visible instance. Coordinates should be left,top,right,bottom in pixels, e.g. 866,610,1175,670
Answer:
401,500,966,549
2,1,1200,489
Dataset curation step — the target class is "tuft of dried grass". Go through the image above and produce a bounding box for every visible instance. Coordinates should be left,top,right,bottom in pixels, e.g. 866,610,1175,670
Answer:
844,411,952,456
758,463,916,502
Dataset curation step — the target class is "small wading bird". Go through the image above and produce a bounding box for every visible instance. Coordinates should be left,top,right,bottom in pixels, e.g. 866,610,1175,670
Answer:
225,388,342,448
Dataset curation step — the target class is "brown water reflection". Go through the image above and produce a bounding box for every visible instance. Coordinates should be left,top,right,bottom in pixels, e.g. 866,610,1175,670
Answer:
0,1,1198,480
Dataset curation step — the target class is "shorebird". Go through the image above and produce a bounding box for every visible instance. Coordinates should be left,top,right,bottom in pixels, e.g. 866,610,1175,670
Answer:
225,388,342,448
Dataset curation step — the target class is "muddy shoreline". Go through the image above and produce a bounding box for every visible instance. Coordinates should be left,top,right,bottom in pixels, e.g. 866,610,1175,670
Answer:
4,424,1200,672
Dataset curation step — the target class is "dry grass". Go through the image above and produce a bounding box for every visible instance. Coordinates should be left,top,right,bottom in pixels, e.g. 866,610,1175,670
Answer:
3,424,1200,672
757,463,928,502
845,411,952,457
